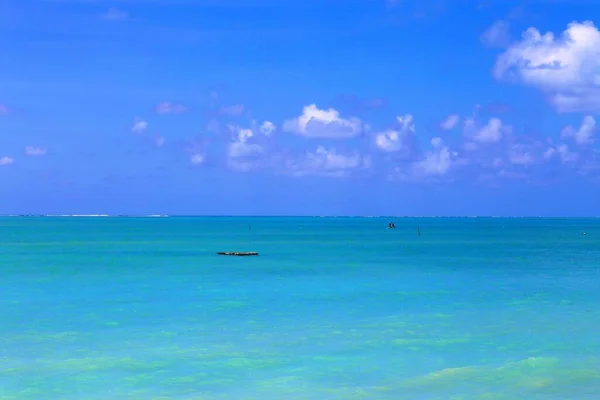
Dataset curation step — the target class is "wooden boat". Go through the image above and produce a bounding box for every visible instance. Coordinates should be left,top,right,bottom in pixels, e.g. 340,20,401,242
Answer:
217,252,259,256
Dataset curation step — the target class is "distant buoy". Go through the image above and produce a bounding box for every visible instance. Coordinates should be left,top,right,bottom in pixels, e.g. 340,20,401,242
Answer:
582,232,587,236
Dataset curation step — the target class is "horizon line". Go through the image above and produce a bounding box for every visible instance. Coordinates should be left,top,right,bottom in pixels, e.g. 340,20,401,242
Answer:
0,214,599,219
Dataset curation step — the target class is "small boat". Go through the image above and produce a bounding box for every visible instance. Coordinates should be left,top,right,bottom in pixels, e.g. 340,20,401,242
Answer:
217,252,259,256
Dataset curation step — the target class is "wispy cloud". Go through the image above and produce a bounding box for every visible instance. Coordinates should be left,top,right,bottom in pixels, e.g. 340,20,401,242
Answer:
155,136,165,147
190,153,205,165
440,114,460,130
480,20,510,48
334,95,388,112
102,7,128,21
155,102,188,114
0,156,14,166
561,116,596,146
284,146,371,178
132,118,148,133
219,104,246,117
24,146,47,156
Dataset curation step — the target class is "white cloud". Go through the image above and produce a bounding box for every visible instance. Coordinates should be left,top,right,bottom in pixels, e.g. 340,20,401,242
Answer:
561,115,596,145
0,156,14,165
440,114,460,130
481,20,510,48
543,147,555,160
132,118,148,133
155,102,188,114
465,117,507,143
376,130,404,152
493,21,600,112
508,144,534,165
102,7,128,21
190,154,205,165
235,127,253,142
219,104,246,116
259,121,276,136
226,125,265,171
411,137,457,177
286,146,370,177
375,114,416,152
24,146,47,156
155,136,165,147
229,141,263,159
225,121,370,175
544,144,578,163
283,104,362,139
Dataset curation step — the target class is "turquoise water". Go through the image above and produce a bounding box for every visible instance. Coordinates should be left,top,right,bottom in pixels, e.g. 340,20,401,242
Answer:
1,217,600,399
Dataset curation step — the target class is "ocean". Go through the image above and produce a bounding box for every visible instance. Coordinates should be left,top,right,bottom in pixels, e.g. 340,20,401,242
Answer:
1,216,599,399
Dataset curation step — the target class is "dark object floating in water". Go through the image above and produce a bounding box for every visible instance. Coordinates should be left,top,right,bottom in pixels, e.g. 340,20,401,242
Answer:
217,252,259,256
388,222,396,229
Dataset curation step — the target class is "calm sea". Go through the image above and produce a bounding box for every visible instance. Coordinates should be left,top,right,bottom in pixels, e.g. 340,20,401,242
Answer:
1,217,599,399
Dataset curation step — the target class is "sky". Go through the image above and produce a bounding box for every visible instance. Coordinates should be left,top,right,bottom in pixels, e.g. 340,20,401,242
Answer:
1,0,600,216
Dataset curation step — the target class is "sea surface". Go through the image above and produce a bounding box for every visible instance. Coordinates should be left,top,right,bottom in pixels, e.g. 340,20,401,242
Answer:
1,217,599,399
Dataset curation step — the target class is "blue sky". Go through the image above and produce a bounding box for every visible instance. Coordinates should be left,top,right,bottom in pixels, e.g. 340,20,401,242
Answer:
1,0,599,216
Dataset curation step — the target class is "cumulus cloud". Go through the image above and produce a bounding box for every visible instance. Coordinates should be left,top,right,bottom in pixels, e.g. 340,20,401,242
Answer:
132,118,148,133
259,121,276,136
228,128,263,159
0,156,14,165
481,20,511,47
375,114,416,153
283,104,362,139
411,137,457,177
440,114,460,130
225,125,267,171
169,99,598,182
155,102,188,114
493,21,600,113
544,144,578,164
464,117,509,144
561,115,596,145
24,146,47,156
